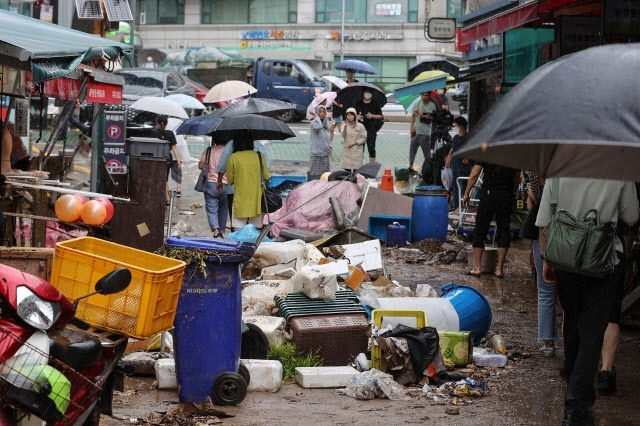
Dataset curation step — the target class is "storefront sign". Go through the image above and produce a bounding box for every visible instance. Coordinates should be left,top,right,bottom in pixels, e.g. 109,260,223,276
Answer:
25,73,80,100
244,40,293,48
14,98,29,137
462,33,502,61
375,3,402,15
87,80,123,104
603,0,640,35
240,29,312,40
104,111,127,175
559,16,600,56
426,18,456,41
333,31,403,41
40,5,54,22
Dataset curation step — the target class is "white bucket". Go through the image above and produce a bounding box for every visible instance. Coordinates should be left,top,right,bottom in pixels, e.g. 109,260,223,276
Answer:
376,297,460,331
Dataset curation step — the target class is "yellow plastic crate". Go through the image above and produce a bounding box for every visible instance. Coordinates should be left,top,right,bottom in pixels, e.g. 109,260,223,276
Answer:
371,309,428,371
51,237,186,339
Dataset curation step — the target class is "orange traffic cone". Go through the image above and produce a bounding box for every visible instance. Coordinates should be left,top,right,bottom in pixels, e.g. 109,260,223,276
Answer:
380,169,394,192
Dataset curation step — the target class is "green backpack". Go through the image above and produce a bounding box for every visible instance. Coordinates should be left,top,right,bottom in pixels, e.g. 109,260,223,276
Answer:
543,179,616,278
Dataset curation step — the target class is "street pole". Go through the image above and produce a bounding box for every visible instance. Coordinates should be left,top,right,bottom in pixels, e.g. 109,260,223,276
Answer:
129,0,137,66
340,0,345,62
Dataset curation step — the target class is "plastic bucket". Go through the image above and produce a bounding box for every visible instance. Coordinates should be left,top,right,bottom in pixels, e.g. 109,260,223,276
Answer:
376,297,460,331
412,185,449,243
440,283,492,344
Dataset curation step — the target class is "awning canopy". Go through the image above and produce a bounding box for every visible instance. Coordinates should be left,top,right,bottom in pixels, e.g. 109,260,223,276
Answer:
0,9,132,83
458,1,539,46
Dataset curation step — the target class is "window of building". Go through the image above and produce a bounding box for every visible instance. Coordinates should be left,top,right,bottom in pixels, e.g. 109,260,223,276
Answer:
138,0,185,25
316,0,366,23
446,0,467,19
202,0,296,24
0,0,32,16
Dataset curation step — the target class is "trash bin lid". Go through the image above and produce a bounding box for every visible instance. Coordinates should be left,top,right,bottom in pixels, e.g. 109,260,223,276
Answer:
165,237,256,263
415,185,447,196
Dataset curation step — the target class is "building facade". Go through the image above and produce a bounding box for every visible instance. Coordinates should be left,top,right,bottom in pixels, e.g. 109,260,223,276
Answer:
134,0,463,88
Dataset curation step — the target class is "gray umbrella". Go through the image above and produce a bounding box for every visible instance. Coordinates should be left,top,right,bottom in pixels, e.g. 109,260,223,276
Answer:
454,43,640,180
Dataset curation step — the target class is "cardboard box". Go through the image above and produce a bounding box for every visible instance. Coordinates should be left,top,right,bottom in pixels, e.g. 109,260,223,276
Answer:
439,331,473,367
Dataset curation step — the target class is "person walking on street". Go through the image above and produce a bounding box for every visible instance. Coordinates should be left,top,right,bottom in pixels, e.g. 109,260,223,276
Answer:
524,173,558,357
199,140,229,238
225,135,270,229
309,105,332,176
345,68,359,85
341,108,367,172
151,115,180,205
445,116,472,210
356,89,383,164
536,178,639,425
410,91,436,172
463,163,519,278
216,140,270,231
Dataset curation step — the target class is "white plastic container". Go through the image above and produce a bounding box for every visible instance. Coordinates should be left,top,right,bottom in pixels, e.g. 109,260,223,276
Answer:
242,315,286,345
377,297,460,331
154,358,177,389
295,366,359,389
473,354,508,368
241,359,283,392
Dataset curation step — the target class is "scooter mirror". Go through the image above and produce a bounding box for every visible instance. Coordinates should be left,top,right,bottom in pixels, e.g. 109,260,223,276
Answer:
95,268,132,295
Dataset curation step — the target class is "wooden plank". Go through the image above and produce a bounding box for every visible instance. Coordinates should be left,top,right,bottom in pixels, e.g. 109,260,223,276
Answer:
0,247,55,281
356,187,413,233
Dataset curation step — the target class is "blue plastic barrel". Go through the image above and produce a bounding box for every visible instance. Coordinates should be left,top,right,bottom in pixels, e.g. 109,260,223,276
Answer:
440,283,492,344
412,185,449,243
386,222,408,247
165,237,256,403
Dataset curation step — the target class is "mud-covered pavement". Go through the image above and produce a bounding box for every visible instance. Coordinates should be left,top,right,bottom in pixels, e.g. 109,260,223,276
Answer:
102,237,640,425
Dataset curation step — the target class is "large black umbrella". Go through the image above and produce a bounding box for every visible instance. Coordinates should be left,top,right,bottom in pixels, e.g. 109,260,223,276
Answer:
208,98,296,118
454,43,640,180
207,114,295,142
408,57,459,81
335,82,387,110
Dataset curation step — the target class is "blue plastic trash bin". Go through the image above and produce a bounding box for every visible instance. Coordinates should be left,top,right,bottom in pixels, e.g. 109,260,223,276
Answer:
165,237,256,405
412,185,449,243
440,283,492,345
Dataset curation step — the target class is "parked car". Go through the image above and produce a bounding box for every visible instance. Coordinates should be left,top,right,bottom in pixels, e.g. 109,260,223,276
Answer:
114,68,195,105
451,82,468,113
381,93,407,115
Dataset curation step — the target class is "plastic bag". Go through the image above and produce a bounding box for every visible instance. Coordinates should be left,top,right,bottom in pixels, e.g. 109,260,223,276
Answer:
415,283,438,298
228,224,273,244
241,280,292,312
343,369,407,400
441,167,454,192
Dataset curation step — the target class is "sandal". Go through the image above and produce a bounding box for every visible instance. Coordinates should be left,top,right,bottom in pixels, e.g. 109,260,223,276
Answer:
466,269,482,277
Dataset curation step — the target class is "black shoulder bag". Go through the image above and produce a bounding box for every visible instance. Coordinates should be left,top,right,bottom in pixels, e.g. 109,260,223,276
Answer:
257,152,282,214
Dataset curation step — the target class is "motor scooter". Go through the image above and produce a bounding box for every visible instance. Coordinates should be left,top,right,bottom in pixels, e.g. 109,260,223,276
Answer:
0,264,132,425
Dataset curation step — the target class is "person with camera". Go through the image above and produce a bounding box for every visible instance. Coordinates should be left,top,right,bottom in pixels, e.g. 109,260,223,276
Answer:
409,91,436,172
355,88,384,164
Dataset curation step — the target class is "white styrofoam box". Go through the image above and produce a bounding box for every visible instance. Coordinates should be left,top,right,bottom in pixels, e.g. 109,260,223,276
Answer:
154,358,177,390
240,359,283,392
295,366,359,389
341,240,383,271
301,259,350,276
242,315,286,345
290,268,338,301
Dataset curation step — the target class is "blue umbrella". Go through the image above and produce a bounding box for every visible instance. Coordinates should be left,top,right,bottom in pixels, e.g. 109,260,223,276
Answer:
175,114,220,136
335,59,376,75
165,94,206,110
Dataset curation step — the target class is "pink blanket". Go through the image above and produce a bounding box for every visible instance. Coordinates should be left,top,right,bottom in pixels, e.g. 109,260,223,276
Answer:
269,180,361,237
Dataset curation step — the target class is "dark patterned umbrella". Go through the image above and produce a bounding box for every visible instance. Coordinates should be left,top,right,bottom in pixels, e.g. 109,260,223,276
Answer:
207,114,295,142
455,44,640,180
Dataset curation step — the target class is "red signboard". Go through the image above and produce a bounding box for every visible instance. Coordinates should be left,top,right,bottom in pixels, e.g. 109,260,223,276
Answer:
458,1,538,46
25,72,81,100
86,80,123,104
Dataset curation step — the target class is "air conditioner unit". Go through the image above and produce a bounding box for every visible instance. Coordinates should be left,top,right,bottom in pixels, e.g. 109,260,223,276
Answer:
139,12,146,24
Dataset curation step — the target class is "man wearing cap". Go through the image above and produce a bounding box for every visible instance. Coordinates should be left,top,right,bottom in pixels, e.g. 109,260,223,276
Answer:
151,115,180,205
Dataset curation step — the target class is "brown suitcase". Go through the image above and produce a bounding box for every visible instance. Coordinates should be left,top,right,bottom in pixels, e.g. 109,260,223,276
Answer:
289,313,369,366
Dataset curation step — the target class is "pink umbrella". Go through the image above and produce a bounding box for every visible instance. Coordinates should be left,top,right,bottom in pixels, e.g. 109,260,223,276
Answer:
306,92,337,120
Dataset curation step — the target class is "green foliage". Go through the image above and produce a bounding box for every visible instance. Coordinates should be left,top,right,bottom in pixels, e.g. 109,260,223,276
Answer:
268,342,323,380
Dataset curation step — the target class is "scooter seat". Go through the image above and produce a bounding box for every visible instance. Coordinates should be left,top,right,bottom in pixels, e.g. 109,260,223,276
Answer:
48,329,103,371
